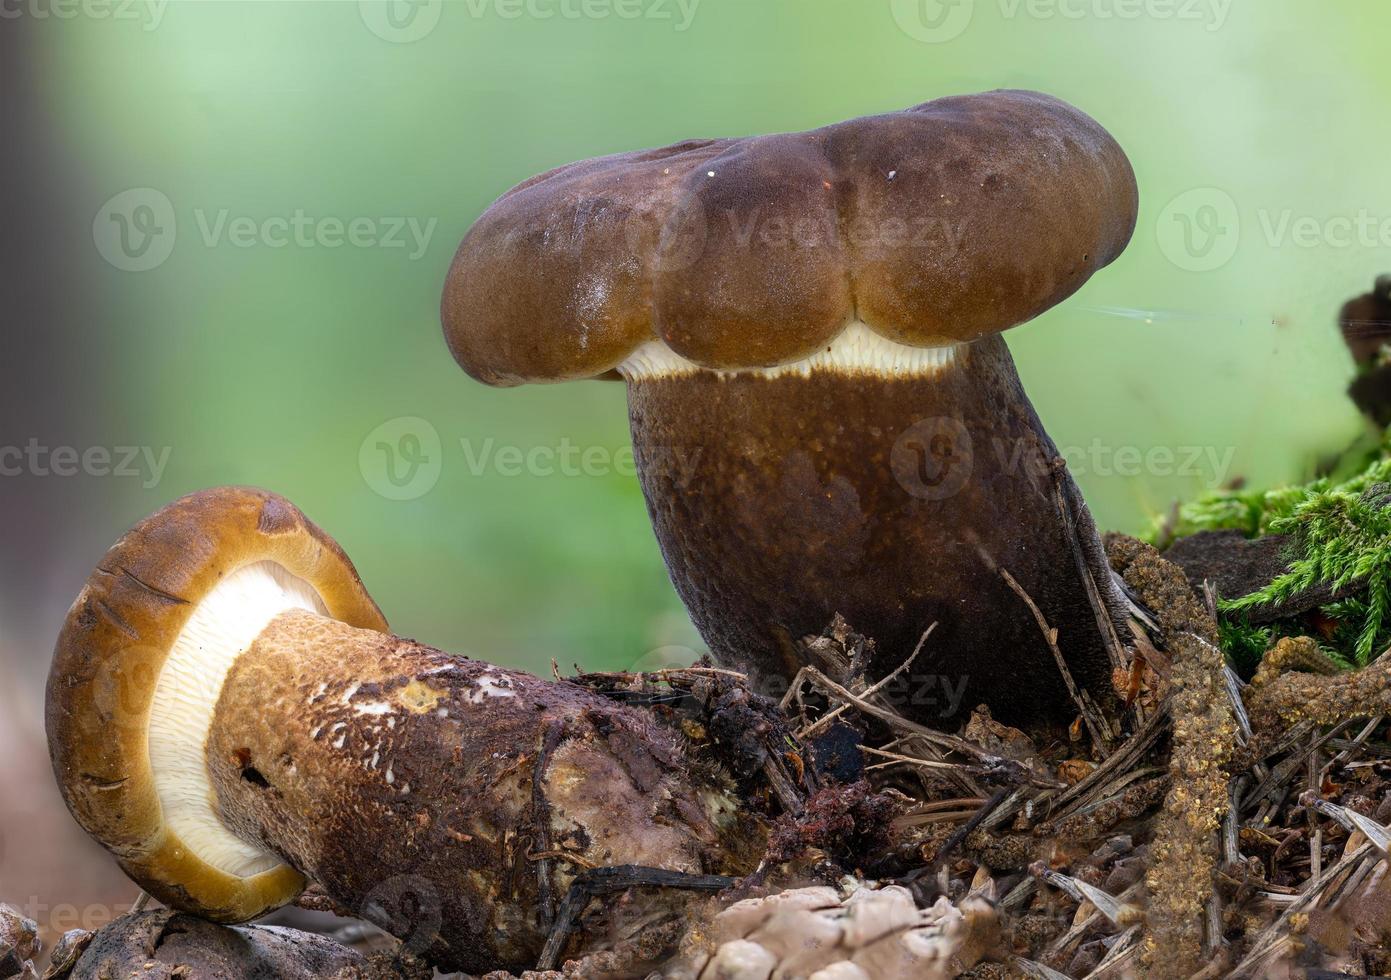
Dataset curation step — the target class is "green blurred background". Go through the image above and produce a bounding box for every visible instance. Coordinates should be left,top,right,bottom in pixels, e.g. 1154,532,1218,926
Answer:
3,0,1389,937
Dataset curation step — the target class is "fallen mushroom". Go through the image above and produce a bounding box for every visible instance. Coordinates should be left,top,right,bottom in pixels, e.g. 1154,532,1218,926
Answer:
46,487,761,975
442,89,1138,723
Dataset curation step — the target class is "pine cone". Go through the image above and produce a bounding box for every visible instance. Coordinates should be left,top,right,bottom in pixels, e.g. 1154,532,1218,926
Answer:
673,884,1000,980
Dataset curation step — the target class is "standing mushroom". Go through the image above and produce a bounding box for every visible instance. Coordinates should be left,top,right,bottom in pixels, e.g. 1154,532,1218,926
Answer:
46,488,759,975
441,90,1138,723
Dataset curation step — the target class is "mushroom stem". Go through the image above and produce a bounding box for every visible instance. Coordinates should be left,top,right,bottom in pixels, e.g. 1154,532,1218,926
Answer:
203,608,750,972
625,334,1127,724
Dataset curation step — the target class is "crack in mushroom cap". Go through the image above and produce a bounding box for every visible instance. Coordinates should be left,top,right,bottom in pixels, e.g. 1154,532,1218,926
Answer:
46,487,388,923
443,89,1138,386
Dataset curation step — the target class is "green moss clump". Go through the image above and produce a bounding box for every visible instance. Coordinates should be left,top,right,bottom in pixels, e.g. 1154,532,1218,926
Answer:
1161,439,1391,668
1216,618,1273,676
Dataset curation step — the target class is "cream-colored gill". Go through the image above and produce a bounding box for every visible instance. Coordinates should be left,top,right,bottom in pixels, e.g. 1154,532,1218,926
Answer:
617,321,959,381
147,560,328,877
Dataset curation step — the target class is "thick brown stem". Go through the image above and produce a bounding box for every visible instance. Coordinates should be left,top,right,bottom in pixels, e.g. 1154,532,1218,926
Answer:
205,610,757,975
627,335,1127,725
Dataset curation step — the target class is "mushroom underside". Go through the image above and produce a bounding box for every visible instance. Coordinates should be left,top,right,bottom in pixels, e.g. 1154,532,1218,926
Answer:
149,559,326,881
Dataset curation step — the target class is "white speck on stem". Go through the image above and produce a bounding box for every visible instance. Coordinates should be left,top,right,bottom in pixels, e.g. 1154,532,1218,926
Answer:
466,674,516,704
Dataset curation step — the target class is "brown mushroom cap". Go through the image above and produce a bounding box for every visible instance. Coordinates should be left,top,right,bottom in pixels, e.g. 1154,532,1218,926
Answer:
46,487,388,923
442,89,1139,385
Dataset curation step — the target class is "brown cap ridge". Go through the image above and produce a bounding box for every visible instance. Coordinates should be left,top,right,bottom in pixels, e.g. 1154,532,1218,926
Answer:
443,90,1139,385
46,486,388,922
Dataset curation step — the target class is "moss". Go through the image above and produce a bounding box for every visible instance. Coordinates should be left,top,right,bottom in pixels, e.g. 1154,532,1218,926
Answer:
1161,442,1391,668
1218,618,1274,676
1224,480,1391,664
1166,488,1272,539
1160,436,1391,542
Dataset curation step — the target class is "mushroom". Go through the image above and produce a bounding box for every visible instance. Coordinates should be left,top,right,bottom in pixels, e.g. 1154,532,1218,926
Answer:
441,90,1139,722
47,487,759,975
